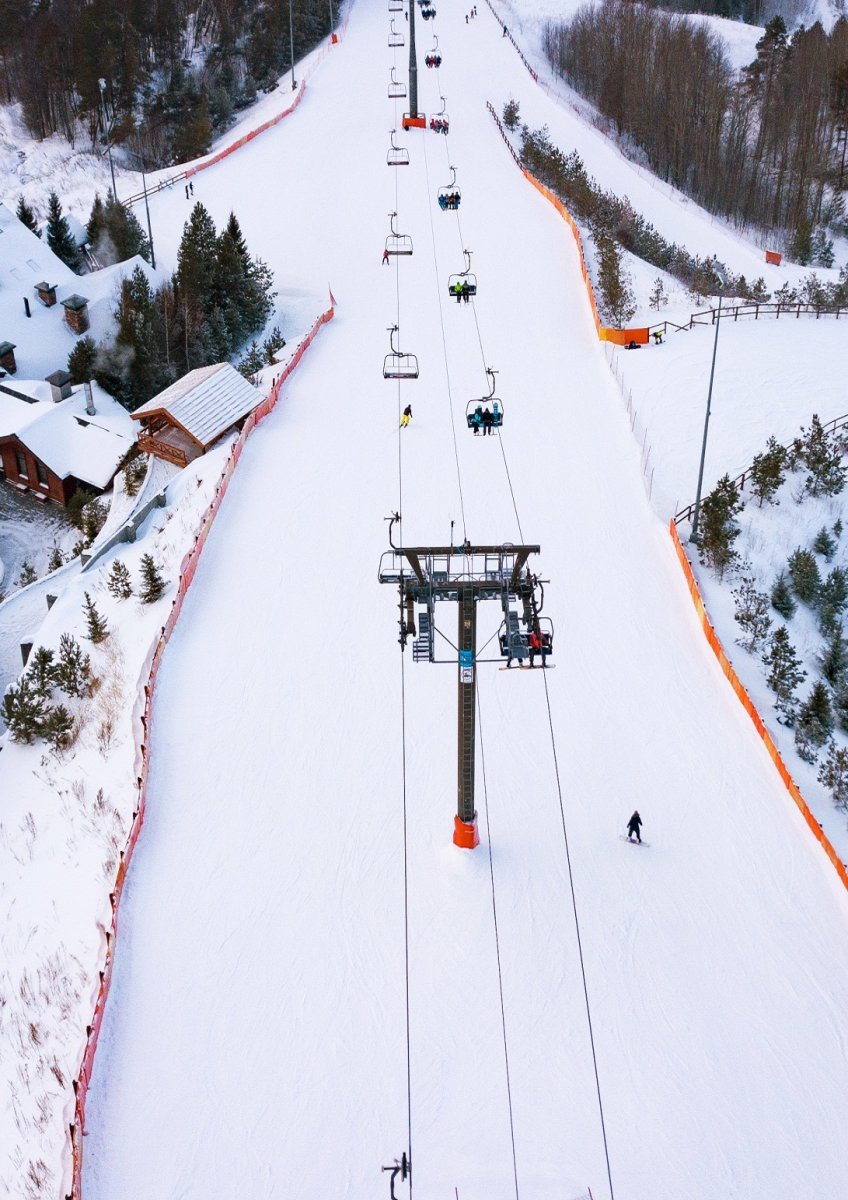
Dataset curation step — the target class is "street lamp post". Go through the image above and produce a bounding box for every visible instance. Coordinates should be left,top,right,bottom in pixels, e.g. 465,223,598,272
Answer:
691,266,728,543
98,78,118,201
129,146,156,271
288,0,297,89
328,0,335,41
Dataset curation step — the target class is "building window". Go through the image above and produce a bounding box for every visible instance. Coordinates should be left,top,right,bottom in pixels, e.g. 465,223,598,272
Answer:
35,460,47,487
15,450,27,478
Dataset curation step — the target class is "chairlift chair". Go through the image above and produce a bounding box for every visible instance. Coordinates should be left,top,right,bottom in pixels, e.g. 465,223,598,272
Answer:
388,66,407,98
466,367,502,432
437,165,461,210
387,130,410,167
383,325,419,380
385,211,413,257
425,35,442,67
498,614,553,664
429,95,449,134
388,0,402,9
448,249,477,301
421,5,436,17
388,18,404,46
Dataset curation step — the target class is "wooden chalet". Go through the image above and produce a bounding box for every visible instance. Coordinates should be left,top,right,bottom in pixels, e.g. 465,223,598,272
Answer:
131,363,260,467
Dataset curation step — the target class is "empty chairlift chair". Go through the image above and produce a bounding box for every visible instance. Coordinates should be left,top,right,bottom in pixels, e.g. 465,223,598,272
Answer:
383,325,419,380
387,130,410,167
385,211,413,257
388,0,403,10
389,18,404,46
466,367,503,434
448,249,477,303
388,66,407,98
429,95,449,134
438,165,461,211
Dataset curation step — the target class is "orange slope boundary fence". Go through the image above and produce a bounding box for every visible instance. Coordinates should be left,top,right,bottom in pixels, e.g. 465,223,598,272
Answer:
668,520,848,893
485,103,648,346
66,301,335,1200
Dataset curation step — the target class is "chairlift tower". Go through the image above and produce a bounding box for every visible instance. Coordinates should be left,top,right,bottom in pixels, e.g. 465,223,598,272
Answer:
403,0,426,128
379,518,546,848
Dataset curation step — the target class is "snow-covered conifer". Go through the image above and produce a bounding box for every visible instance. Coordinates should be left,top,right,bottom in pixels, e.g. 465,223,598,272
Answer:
794,682,834,762
818,741,848,809
139,554,166,604
770,573,796,620
54,633,92,697
818,566,848,635
83,592,109,643
749,436,786,506
732,575,771,652
16,195,39,235
17,561,37,588
27,647,55,698
697,475,741,578
762,626,805,724
787,548,821,605
820,632,848,686
107,560,133,600
43,704,74,752
648,277,668,310
1,676,48,743
45,191,81,271
801,414,845,498
813,526,837,559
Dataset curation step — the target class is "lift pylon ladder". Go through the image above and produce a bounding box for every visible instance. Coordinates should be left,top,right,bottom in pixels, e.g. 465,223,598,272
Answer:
379,520,546,848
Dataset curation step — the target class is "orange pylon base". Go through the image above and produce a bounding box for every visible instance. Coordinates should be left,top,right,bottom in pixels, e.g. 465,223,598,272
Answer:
402,115,427,130
453,814,480,849
331,32,338,44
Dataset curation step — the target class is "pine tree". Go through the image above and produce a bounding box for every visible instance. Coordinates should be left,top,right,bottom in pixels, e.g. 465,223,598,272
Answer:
45,191,81,271
595,233,636,325
813,526,837,559
811,228,835,269
818,566,848,635
732,575,772,652
818,741,848,809
787,548,821,605
48,546,64,572
87,191,151,265
27,647,55,699
801,414,846,497
834,682,848,733
648,276,668,310
771,572,796,619
749,277,770,303
1,675,48,743
749,436,786,506
225,212,249,260
237,341,264,380
835,518,844,540
762,626,806,724
43,704,74,752
820,631,848,685
697,475,741,578
54,632,92,697
16,195,39,235
794,682,834,762
83,592,109,643
139,554,166,603
67,335,97,385
107,560,133,600
17,561,37,588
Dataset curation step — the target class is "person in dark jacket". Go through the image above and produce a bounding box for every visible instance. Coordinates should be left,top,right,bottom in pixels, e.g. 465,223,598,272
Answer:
400,404,413,428
626,811,642,843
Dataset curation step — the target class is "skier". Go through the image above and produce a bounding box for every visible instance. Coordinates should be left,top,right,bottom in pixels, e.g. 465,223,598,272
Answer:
382,248,390,265
185,185,190,199
626,810,643,843
400,404,413,428
528,627,542,665
652,329,663,345
482,407,494,436
189,180,194,195
503,23,508,36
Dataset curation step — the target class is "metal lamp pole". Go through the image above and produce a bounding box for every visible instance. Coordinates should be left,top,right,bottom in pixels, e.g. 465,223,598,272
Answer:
98,78,118,201
328,0,334,40
132,146,156,271
691,267,727,543
288,0,297,89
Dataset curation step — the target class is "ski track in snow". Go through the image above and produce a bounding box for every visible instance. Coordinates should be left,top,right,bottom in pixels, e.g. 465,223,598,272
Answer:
76,3,848,1200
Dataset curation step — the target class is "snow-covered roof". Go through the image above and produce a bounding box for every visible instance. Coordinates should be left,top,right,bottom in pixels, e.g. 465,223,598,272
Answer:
131,362,259,447
0,201,74,293
0,381,136,489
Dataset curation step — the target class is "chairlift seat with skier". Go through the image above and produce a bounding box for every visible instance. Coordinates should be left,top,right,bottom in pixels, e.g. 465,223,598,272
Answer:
448,248,476,300
425,53,442,67
387,130,410,167
383,325,419,379
465,367,502,432
421,5,436,18
438,165,461,210
498,616,553,663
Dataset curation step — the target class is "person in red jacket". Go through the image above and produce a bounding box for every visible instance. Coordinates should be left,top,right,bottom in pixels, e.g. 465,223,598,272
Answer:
528,628,542,667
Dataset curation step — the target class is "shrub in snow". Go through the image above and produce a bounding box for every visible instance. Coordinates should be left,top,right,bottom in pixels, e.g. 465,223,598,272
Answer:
502,98,521,130
139,554,166,604
749,277,770,303
698,475,741,579
54,633,92,698
106,561,133,600
794,682,834,762
818,741,848,810
47,546,65,572
749,437,786,507
263,325,286,365
81,500,108,548
787,548,821,606
27,647,56,699
67,487,97,531
800,415,845,498
43,704,75,752
732,575,771,653
820,632,848,686
17,560,37,588
813,526,837,560
762,626,806,725
83,593,109,644
1,676,48,743
771,573,796,620
648,276,667,310
835,518,844,541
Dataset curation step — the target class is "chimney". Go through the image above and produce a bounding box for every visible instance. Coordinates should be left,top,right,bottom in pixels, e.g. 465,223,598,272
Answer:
84,380,96,415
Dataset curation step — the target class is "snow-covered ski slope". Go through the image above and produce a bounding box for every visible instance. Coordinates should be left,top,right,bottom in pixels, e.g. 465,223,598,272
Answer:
83,3,848,1198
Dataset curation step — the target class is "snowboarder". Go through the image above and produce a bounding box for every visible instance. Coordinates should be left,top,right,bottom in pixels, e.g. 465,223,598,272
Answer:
503,23,508,36
652,329,663,345
382,248,390,265
189,180,194,195
482,407,494,436
185,185,190,199
626,810,642,843
400,404,413,428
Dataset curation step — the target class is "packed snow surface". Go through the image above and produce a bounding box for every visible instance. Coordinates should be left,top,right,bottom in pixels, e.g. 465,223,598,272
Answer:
78,2,848,1200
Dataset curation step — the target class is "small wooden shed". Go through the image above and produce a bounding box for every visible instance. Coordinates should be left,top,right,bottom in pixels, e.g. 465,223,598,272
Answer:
131,363,261,467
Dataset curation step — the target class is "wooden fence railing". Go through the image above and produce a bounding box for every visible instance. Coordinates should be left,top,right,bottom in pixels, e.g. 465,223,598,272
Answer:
652,301,845,338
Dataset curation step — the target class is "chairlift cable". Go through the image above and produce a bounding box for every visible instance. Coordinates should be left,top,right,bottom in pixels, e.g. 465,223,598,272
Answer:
476,678,522,1200
420,120,468,541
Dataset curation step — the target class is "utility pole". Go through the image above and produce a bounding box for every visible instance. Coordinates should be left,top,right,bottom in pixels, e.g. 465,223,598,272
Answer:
379,524,549,849
691,266,728,543
288,0,297,89
98,78,118,201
